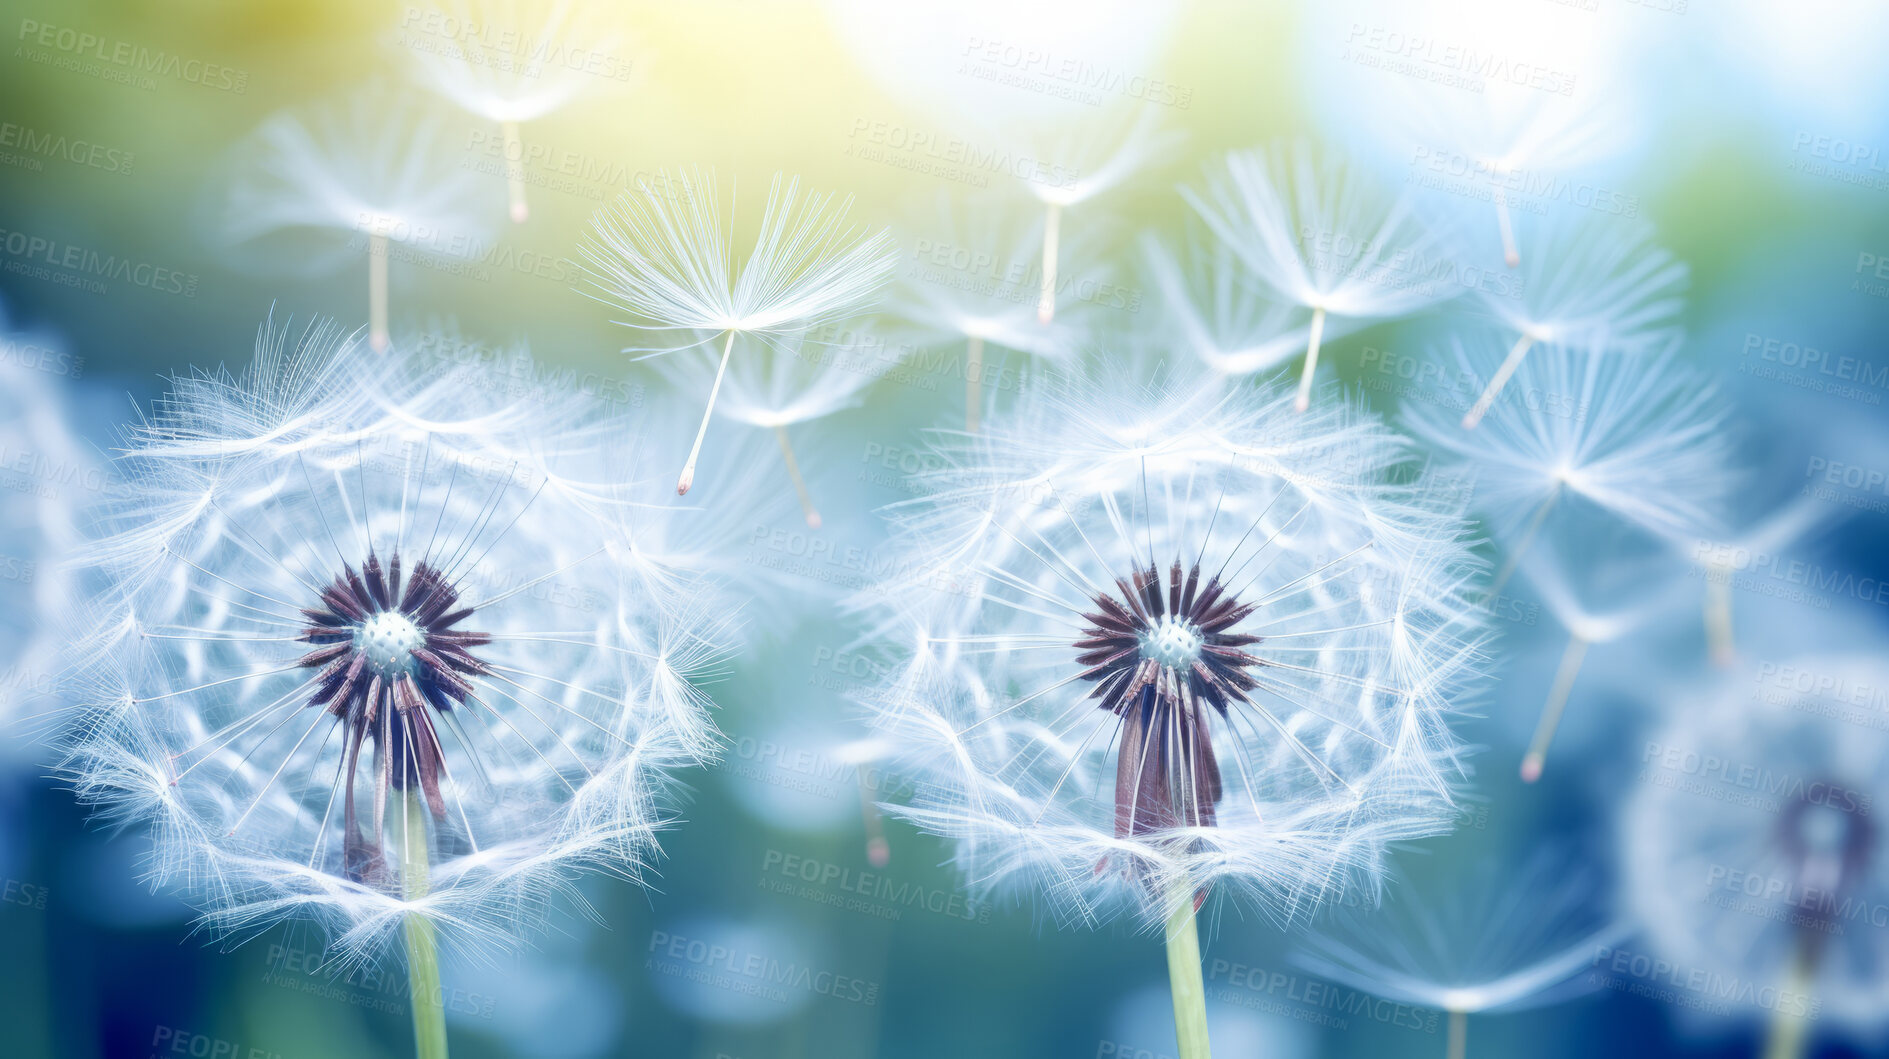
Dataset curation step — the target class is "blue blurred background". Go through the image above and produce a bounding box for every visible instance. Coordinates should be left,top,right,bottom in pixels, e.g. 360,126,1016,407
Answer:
1,1,1887,1057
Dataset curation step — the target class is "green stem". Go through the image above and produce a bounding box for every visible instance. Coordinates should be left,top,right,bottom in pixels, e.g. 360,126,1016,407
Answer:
1163,886,1212,1059
403,789,448,1059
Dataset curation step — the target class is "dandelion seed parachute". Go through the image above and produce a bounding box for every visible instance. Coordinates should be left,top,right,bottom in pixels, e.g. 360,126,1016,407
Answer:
402,0,632,224
856,364,1485,929
1297,848,1629,1059
577,169,897,495
1405,341,1733,568
210,88,497,353
1454,213,1687,428
1184,142,1455,411
60,319,729,966
1138,226,1316,378
893,193,1102,430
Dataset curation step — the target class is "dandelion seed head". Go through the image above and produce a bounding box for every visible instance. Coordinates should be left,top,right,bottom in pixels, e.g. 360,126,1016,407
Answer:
856,364,1484,928
60,318,728,962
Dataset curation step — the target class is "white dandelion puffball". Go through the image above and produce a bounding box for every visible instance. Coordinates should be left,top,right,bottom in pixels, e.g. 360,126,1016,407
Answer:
62,321,728,962
857,366,1485,926
1625,654,1889,1030
0,310,102,733
1405,342,1733,545
214,85,496,271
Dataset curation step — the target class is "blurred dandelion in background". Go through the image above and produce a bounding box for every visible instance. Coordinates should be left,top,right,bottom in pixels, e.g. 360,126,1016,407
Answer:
1298,847,1629,1059
1625,652,1889,1059
0,301,100,744
60,320,731,1059
400,0,634,224
209,88,497,353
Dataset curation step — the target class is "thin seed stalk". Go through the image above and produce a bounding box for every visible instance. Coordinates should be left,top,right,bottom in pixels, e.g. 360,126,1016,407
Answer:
403,788,448,1059
1446,1008,1467,1059
1762,939,1815,1059
1163,883,1212,1059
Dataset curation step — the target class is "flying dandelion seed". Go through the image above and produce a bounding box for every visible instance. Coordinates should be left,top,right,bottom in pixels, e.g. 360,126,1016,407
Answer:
1185,141,1455,412
402,0,632,224
1406,342,1732,601
1454,214,1686,429
1012,106,1180,326
578,169,897,496
1509,527,1695,784
211,88,496,354
857,364,1484,1059
1298,847,1629,1059
61,320,730,1058
649,328,881,529
893,193,1100,431
1625,653,1889,1059
1139,226,1317,378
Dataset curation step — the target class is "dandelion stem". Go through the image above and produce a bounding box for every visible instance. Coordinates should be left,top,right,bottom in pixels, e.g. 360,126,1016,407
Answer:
678,329,736,496
857,768,889,868
1705,560,1735,666
1163,882,1212,1059
1447,1008,1468,1059
775,425,822,529
369,232,390,354
1762,937,1815,1059
1495,190,1519,268
1295,306,1326,413
402,789,448,1059
1037,202,1061,324
1484,484,1560,601
503,120,529,224
1462,332,1535,429
1521,633,1589,783
965,334,985,433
